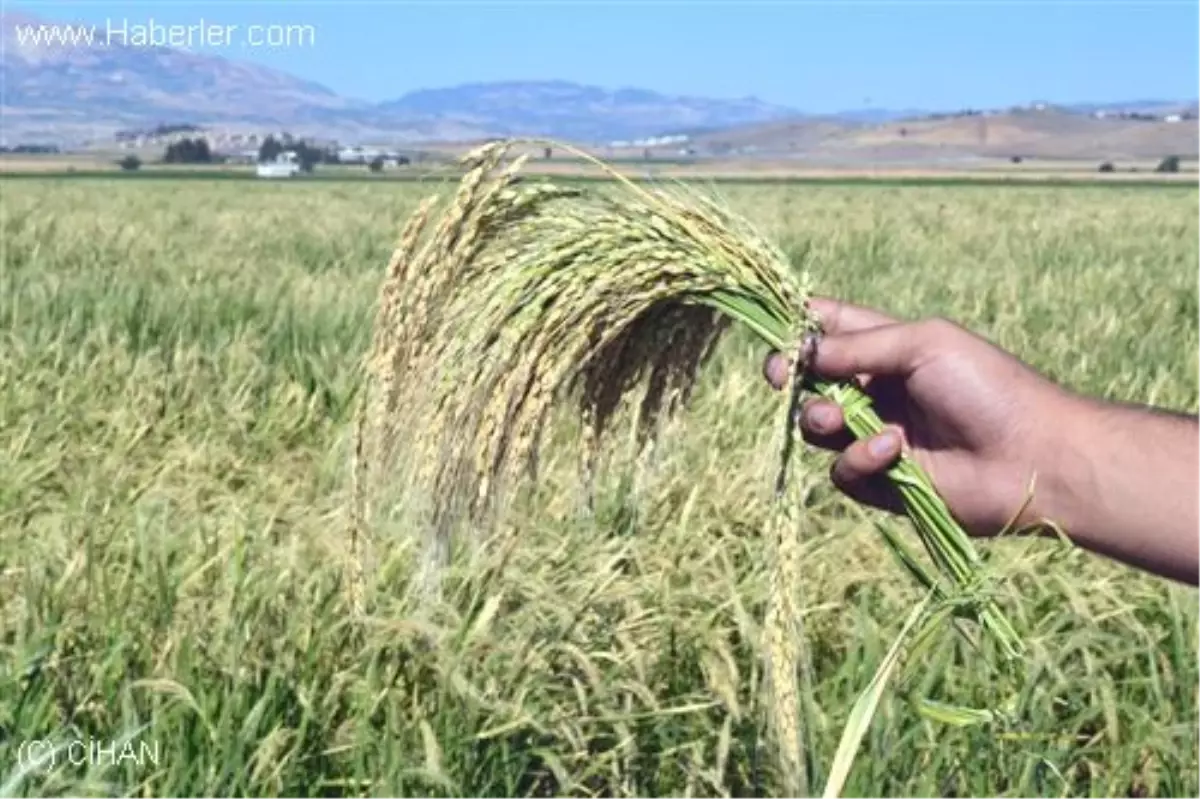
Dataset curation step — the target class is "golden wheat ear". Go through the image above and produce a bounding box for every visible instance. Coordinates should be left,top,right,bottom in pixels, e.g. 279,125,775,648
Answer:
353,136,1023,795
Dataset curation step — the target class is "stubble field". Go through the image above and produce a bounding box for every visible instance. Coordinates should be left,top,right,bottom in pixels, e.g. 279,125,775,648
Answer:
1,176,1197,797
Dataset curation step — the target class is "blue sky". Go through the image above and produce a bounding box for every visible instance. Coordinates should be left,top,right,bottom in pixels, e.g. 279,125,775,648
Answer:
14,1,1200,111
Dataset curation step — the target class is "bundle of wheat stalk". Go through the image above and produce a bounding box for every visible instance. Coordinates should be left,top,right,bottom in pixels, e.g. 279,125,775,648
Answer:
351,138,1023,796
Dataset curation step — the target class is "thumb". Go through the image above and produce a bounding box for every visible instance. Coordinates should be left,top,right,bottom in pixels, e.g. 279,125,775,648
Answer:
812,320,932,380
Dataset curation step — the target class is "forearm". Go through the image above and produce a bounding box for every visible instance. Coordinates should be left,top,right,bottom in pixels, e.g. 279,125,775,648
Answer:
1040,394,1199,584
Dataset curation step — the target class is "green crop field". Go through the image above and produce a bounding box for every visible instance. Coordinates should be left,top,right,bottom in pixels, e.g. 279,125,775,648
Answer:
2,177,1197,797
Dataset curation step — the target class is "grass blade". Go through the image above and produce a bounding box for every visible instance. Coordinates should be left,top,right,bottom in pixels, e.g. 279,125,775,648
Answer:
822,591,935,799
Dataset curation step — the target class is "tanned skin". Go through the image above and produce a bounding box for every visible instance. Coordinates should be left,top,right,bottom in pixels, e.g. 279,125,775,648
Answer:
762,298,1199,586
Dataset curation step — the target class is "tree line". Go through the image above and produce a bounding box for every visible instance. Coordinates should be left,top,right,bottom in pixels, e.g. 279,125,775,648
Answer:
118,134,408,172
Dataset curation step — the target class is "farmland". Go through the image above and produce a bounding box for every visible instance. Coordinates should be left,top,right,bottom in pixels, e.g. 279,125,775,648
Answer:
1,176,1197,796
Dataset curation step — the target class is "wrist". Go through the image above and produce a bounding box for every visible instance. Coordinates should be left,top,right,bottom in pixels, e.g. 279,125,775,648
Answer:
1020,388,1199,583
1021,388,1102,537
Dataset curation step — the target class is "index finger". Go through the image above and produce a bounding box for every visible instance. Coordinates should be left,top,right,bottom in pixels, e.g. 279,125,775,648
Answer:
764,299,899,391
809,297,897,335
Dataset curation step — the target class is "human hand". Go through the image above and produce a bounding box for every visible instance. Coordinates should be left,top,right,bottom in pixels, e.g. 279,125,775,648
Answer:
763,298,1080,538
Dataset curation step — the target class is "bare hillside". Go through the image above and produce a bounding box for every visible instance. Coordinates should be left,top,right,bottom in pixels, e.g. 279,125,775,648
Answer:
687,110,1197,163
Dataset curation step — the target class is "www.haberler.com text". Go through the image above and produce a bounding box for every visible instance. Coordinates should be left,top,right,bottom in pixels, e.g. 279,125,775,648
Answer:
13,17,316,50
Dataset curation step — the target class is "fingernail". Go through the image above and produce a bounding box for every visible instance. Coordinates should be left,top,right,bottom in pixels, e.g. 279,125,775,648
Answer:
763,353,789,389
808,404,837,431
869,432,899,458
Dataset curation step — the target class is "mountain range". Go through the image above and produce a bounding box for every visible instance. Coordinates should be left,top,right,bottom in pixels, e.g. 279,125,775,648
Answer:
1,9,805,144
2,8,1195,149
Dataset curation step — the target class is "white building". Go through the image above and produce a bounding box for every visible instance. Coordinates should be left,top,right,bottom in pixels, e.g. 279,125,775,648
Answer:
609,134,690,149
337,146,374,164
337,145,407,166
256,151,301,178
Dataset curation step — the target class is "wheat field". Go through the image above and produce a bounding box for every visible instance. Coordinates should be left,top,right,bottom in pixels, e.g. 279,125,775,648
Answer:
1,177,1197,797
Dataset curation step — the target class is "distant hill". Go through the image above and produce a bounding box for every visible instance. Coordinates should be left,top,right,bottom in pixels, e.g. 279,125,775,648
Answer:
685,108,1198,163
375,81,797,143
2,6,1195,157
0,9,798,145
0,9,374,144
